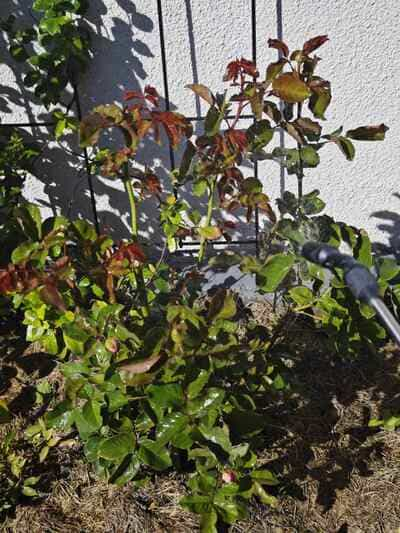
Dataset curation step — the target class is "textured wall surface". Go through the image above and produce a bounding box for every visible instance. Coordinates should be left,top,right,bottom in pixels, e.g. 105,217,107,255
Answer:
1,0,399,249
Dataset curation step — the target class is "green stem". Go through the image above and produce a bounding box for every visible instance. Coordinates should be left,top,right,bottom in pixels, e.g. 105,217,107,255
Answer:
123,175,138,240
122,164,148,313
198,178,216,264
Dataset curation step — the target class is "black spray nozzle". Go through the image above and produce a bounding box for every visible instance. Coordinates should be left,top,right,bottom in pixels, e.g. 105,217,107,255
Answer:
301,241,379,303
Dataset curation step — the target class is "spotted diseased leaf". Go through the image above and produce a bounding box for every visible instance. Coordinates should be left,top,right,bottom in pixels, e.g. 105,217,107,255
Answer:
293,117,321,141
346,124,389,141
0,264,40,294
0,270,13,293
283,122,306,145
302,35,329,55
80,112,108,146
186,84,214,106
308,78,331,119
223,58,258,82
272,73,311,103
267,38,289,58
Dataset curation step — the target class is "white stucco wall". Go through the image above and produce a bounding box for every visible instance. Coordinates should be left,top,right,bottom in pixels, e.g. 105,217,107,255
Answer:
1,0,400,250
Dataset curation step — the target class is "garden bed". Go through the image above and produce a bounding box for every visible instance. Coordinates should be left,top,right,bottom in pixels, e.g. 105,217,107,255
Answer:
2,303,400,533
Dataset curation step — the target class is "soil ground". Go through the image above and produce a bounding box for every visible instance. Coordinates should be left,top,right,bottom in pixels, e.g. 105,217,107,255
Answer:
1,304,400,533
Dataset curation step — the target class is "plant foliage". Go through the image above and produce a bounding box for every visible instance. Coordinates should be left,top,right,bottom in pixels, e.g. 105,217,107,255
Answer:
0,31,396,531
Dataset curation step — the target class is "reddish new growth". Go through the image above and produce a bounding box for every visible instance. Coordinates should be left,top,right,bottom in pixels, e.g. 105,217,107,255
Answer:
223,58,259,84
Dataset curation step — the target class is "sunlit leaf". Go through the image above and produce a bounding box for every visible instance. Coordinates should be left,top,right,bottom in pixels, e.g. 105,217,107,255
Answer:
257,253,295,293
272,73,311,103
186,84,214,106
334,136,355,161
266,58,286,83
267,38,289,57
303,35,329,55
346,124,389,141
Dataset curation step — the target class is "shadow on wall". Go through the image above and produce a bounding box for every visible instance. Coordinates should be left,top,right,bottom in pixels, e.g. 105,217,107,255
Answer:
1,0,283,247
371,193,400,257
1,0,176,242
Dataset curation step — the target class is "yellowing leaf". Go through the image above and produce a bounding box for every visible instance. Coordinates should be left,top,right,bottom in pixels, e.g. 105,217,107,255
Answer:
186,84,214,106
272,73,311,103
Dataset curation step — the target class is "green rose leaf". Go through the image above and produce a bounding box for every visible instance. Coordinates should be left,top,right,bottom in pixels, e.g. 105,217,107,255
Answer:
11,242,39,264
156,413,189,446
246,120,274,151
334,136,355,161
98,432,135,462
62,323,90,355
198,424,232,453
74,399,103,440
300,146,320,167
200,508,218,533
147,383,184,411
256,253,295,293
204,106,223,137
138,439,172,471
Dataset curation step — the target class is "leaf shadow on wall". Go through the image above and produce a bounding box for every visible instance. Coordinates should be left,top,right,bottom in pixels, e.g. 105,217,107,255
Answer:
1,0,176,244
1,0,261,250
371,193,400,258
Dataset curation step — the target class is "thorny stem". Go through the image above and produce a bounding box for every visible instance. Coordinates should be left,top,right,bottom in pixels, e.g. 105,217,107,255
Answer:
198,178,216,263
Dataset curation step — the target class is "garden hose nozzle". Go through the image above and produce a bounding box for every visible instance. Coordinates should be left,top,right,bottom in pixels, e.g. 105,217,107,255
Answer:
302,241,400,347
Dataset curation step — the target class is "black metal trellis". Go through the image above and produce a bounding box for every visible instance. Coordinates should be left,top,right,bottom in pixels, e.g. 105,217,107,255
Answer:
155,0,260,254
1,0,262,253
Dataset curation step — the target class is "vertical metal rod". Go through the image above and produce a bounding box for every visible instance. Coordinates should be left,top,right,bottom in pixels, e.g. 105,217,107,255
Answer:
276,0,285,196
251,0,260,258
73,84,100,234
156,0,176,173
185,0,201,119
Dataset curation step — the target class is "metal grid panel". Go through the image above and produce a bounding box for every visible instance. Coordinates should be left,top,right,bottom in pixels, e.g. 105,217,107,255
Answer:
156,0,260,253
0,0,261,253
